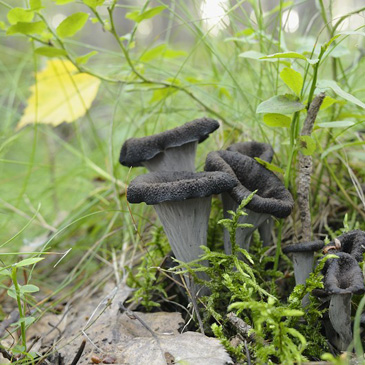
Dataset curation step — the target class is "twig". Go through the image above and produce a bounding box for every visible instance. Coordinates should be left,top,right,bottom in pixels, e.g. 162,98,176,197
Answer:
297,92,325,241
227,312,255,342
70,339,86,365
244,340,251,365
0,310,20,338
0,346,14,361
118,303,159,340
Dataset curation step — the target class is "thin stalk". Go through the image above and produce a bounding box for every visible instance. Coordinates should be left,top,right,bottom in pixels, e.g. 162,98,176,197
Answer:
11,267,26,349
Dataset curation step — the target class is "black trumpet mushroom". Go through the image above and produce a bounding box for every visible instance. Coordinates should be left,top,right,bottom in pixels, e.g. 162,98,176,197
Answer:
324,229,365,262
227,141,274,163
283,240,324,307
119,117,219,172
205,150,294,254
283,240,324,286
127,170,237,297
227,141,275,245
320,252,365,351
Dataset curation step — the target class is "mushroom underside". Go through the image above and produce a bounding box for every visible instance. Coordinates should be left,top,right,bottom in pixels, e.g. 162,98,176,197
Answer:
142,141,197,172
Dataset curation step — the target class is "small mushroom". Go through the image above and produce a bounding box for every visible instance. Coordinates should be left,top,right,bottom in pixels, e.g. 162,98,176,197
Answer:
322,252,365,351
127,170,237,296
283,240,324,286
119,117,219,172
205,150,294,254
227,141,275,245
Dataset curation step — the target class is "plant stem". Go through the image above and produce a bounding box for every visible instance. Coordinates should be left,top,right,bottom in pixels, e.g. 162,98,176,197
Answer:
11,267,26,349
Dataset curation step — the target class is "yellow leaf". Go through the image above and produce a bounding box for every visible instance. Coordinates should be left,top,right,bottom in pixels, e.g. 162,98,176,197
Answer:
17,60,100,130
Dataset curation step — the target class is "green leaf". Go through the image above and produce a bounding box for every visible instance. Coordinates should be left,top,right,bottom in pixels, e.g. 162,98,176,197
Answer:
254,157,284,174
10,317,36,327
321,141,365,159
35,46,67,57
7,8,34,25
317,121,355,128
257,95,305,114
56,12,89,38
76,51,98,64
0,268,11,277
30,0,42,10
126,5,166,23
7,21,46,35
280,309,304,317
260,52,319,64
150,86,177,103
15,257,44,267
7,286,17,299
20,284,39,293
317,80,365,109
263,113,291,128
140,44,186,62
320,96,343,110
239,50,265,59
83,0,104,8
297,135,316,156
279,67,303,96
53,0,74,4
0,21,6,30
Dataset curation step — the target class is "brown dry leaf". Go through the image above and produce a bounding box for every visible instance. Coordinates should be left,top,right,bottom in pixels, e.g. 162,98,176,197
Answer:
17,59,100,130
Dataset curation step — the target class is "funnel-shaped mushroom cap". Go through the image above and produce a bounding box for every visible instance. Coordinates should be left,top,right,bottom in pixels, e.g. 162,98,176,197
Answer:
120,117,219,170
204,150,294,218
330,230,365,262
283,240,324,254
227,141,274,163
127,171,237,205
323,252,365,295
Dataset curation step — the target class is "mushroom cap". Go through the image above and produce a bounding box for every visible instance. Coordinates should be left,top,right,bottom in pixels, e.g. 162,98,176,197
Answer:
283,240,324,254
127,171,237,205
227,141,274,163
119,117,219,167
331,230,365,262
323,252,365,295
204,150,294,218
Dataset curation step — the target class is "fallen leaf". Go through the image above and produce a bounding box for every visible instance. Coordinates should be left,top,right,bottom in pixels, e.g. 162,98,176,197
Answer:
17,59,100,129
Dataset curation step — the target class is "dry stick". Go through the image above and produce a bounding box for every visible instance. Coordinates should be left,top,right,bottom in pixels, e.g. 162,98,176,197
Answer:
226,312,255,342
70,339,86,365
297,92,325,241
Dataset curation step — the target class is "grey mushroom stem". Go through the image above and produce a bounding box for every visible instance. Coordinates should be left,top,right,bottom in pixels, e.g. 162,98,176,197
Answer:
142,142,197,172
329,294,353,351
292,252,315,286
258,218,274,246
154,198,211,296
221,192,269,254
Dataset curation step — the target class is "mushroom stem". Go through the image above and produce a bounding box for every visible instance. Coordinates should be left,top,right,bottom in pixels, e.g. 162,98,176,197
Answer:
258,217,273,246
154,197,211,296
222,192,269,254
292,252,314,286
329,293,353,351
142,142,197,172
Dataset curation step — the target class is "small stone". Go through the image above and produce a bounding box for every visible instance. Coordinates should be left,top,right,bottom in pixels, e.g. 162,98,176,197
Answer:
102,356,116,364
91,355,102,364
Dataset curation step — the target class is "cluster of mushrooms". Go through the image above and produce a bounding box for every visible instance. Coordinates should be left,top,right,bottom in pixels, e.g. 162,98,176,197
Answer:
119,117,365,351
